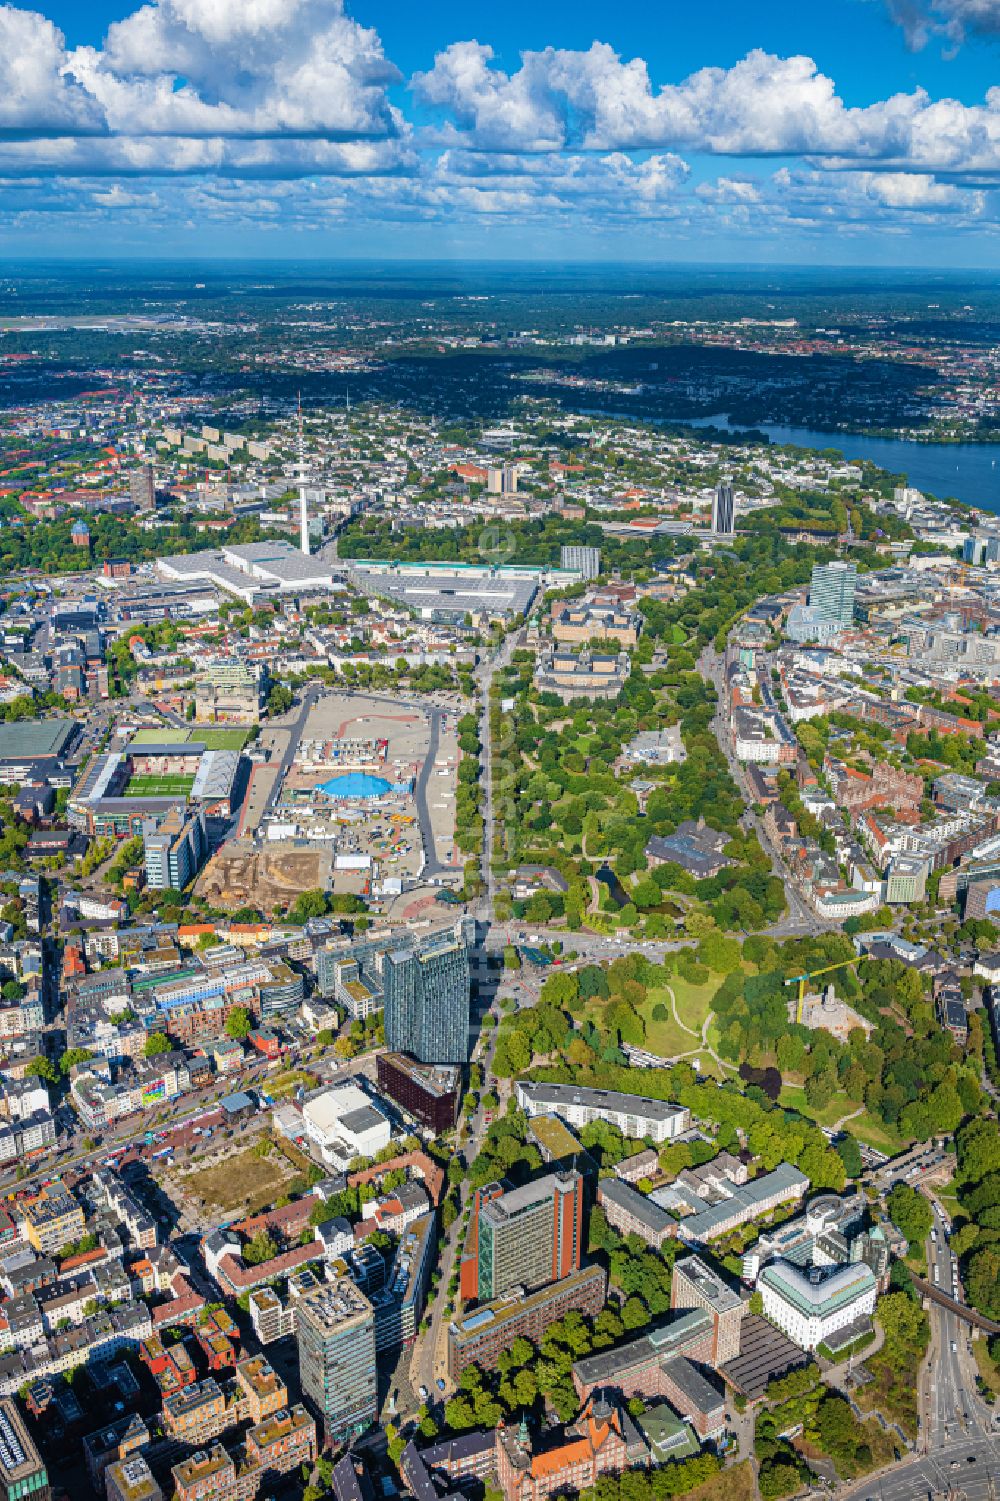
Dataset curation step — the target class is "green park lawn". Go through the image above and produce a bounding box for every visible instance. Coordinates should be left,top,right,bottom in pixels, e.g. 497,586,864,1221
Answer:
974,1340,1000,1399
641,972,718,1053
842,1112,910,1156
934,1175,962,1221
778,1084,910,1156
778,1083,856,1130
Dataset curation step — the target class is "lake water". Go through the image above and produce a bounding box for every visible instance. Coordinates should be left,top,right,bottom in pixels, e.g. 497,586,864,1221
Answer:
683,414,1000,514
596,863,629,910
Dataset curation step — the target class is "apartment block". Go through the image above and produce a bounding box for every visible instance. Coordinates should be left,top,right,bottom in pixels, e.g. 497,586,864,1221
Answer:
244,1405,316,1482
247,1288,295,1346
597,1180,676,1250
171,1446,235,1501
235,1356,287,1426
162,1378,228,1445
105,1457,160,1501
515,1082,689,1144
20,1184,85,1255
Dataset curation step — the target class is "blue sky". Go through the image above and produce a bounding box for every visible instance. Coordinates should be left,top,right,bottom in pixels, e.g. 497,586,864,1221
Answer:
4,0,1000,262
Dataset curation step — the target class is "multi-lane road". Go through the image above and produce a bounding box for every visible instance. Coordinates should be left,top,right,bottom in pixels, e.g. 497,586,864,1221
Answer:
842,1439,1000,1501
921,1199,992,1452
405,1018,500,1411
841,1190,1000,1501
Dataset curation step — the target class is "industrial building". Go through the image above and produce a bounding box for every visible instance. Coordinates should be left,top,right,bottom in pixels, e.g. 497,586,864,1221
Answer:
157,541,342,604
348,561,546,625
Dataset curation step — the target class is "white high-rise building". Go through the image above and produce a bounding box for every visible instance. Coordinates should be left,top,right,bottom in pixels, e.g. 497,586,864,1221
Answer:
298,403,309,556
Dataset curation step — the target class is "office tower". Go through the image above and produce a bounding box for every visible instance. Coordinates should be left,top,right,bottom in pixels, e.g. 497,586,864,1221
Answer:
670,1254,744,1363
463,1170,584,1303
0,1400,49,1501
711,478,735,536
560,544,601,580
143,805,208,890
296,1279,377,1447
486,464,518,495
376,1052,461,1132
129,464,156,512
383,928,470,1064
809,560,857,627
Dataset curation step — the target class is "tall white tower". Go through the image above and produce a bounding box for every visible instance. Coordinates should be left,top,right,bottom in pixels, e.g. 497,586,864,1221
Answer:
298,397,309,557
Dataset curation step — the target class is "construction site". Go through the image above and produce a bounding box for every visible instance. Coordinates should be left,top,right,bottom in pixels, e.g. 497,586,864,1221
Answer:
210,687,462,911
196,839,334,913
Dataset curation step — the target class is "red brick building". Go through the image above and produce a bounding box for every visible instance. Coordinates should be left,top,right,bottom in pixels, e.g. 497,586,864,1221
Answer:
496,1395,647,1501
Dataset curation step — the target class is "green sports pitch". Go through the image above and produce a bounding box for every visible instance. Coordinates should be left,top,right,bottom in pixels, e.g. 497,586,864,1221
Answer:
123,774,196,797
195,728,251,750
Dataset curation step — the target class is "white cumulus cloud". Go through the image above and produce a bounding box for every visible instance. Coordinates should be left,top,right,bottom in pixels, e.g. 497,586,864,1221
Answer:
0,4,105,137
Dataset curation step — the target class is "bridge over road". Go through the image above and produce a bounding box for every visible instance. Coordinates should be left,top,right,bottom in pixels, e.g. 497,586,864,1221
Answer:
912,1274,1000,1336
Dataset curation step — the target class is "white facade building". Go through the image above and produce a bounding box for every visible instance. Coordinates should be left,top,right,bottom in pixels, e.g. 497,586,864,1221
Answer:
303,1084,391,1164
758,1259,877,1351
515,1081,689,1144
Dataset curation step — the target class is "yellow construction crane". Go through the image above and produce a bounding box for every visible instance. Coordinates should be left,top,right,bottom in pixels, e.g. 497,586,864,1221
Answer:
784,957,865,1024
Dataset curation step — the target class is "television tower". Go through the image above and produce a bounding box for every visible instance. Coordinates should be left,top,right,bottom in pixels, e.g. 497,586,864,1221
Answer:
297,394,309,557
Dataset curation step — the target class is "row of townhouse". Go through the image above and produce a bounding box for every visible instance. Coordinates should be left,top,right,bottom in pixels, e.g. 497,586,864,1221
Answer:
0,1300,152,1394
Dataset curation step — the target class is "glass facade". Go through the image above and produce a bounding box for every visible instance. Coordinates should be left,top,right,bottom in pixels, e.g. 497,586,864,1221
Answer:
296,1284,377,1446
383,937,469,1064
809,561,857,627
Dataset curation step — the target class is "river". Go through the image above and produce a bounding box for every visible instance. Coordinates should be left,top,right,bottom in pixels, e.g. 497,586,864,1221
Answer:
682,414,1000,514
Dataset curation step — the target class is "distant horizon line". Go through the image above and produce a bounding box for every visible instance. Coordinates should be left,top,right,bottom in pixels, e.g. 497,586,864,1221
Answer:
0,255,999,278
